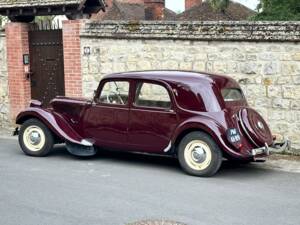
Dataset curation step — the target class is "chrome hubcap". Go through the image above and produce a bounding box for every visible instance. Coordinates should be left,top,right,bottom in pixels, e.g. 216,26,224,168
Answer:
29,131,41,145
184,140,212,171
191,147,206,163
23,126,46,152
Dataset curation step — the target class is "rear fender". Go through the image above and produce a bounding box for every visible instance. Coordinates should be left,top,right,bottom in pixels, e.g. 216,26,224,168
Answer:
16,107,92,146
172,116,244,158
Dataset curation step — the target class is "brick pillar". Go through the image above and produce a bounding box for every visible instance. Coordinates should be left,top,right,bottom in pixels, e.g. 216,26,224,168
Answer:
62,20,82,97
185,0,202,10
5,23,31,120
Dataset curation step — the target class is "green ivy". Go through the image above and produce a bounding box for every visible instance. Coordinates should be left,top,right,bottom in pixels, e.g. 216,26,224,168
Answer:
252,0,300,21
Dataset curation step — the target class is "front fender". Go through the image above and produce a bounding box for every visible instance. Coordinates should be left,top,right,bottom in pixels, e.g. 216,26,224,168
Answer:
16,107,90,146
172,116,244,158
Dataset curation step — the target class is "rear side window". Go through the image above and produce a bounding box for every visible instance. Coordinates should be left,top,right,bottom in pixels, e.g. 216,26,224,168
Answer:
135,82,171,109
221,88,244,102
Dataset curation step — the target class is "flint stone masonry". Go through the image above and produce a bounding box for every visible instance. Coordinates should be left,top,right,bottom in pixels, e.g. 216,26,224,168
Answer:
0,30,9,128
80,21,300,153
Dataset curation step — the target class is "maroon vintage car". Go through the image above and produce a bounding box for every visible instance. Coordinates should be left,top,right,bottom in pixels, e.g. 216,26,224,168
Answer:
15,71,289,177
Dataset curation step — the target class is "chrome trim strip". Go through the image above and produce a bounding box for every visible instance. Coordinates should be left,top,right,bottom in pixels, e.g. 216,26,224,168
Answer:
163,141,172,152
80,139,93,147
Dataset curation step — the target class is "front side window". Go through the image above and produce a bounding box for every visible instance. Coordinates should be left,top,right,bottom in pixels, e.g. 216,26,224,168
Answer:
221,88,244,102
99,81,129,105
135,82,171,109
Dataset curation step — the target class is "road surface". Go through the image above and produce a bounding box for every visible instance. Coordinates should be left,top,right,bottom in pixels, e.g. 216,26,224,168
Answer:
0,138,299,225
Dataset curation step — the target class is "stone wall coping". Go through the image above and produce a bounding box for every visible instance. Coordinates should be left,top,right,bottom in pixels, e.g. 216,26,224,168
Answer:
81,20,300,42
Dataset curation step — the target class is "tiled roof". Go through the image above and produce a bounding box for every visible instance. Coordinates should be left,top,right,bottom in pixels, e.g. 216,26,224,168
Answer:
177,1,254,21
93,1,145,20
0,0,84,9
164,8,177,20
93,0,177,21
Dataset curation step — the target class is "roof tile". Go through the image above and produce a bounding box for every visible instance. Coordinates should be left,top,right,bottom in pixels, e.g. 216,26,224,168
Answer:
0,0,83,9
177,1,254,21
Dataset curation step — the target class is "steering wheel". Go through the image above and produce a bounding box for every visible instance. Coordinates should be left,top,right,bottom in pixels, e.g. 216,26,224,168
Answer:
106,91,124,105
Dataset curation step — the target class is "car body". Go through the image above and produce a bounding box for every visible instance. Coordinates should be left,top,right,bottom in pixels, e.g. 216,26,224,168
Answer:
15,70,289,176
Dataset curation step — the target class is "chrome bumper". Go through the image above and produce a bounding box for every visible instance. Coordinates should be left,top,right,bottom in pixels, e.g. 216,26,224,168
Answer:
251,139,291,162
251,143,270,162
252,143,270,157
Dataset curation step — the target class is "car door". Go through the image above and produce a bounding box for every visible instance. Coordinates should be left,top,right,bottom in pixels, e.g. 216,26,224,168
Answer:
128,81,178,153
83,80,131,149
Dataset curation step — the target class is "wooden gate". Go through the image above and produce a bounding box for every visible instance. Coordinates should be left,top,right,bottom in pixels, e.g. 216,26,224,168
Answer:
29,23,65,106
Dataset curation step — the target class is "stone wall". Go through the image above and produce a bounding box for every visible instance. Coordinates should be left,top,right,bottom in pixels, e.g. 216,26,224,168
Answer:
0,30,9,128
80,21,300,153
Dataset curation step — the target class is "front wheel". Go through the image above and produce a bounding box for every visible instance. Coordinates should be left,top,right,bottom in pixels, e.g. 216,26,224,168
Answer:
178,131,222,177
19,119,54,157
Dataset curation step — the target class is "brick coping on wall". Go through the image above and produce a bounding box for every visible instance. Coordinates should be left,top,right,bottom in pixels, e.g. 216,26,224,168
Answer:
81,20,300,42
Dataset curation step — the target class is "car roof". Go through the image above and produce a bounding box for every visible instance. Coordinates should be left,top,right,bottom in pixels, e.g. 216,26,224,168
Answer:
103,70,236,88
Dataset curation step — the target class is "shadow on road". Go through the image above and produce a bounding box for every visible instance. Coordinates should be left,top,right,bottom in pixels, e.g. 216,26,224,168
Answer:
46,144,275,178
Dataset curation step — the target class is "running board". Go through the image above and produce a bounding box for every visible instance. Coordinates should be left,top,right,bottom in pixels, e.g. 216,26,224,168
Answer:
66,141,97,157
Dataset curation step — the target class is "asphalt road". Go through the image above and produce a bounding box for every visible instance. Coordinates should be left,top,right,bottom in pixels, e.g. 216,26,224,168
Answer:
0,138,299,225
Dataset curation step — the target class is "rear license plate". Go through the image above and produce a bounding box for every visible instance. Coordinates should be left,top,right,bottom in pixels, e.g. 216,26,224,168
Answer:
226,128,241,143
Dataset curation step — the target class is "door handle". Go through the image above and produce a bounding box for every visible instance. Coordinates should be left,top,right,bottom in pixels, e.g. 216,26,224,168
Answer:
166,109,175,113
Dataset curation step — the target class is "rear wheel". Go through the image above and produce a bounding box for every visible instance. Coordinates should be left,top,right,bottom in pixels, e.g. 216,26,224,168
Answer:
19,119,54,157
178,131,222,177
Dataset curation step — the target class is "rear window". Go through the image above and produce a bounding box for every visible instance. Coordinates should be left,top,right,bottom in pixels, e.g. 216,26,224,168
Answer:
221,88,244,102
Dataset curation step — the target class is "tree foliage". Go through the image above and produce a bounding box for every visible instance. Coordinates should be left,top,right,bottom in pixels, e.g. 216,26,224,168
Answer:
34,16,56,23
253,0,300,21
207,0,230,12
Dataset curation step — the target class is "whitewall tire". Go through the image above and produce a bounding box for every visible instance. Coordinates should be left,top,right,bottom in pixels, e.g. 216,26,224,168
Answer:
178,131,222,177
19,119,54,157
